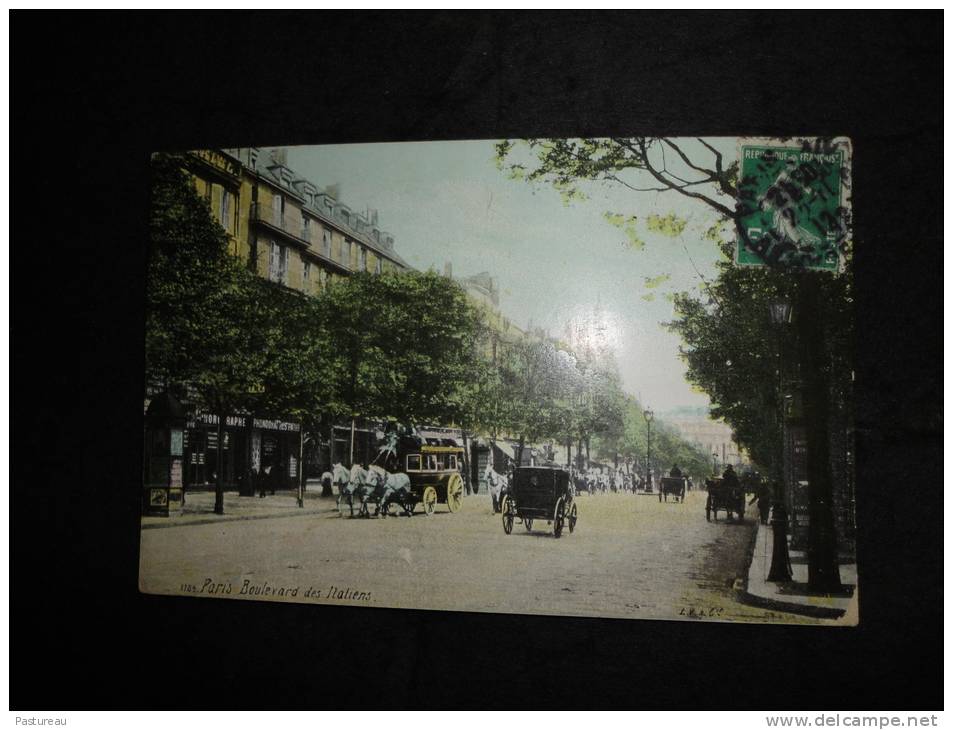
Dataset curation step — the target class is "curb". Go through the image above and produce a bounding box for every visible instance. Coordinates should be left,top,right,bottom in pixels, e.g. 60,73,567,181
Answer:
141,507,335,530
736,586,847,620
738,519,847,621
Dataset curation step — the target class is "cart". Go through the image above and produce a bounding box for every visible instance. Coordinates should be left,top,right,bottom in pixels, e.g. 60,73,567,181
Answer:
705,477,745,521
659,476,687,503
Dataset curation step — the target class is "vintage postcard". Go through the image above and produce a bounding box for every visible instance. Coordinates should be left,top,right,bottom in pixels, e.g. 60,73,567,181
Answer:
138,136,858,625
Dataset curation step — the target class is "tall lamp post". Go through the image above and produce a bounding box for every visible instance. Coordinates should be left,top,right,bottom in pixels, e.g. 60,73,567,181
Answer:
712,452,719,476
643,409,654,492
768,299,793,582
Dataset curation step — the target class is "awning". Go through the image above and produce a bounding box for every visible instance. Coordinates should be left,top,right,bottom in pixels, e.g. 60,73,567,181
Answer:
493,440,518,461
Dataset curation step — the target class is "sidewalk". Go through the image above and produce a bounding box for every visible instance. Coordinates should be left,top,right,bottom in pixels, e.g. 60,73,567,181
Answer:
141,482,339,529
743,518,858,622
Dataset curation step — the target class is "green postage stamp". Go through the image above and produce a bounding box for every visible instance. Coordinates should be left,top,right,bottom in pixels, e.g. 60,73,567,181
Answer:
736,137,852,272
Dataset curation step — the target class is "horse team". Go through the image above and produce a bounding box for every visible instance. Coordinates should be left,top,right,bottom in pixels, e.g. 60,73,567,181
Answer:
323,463,415,518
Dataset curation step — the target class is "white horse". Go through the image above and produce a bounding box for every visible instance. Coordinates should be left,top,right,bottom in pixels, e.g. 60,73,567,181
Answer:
348,463,370,490
367,464,413,516
484,464,509,513
321,463,351,495
336,464,377,517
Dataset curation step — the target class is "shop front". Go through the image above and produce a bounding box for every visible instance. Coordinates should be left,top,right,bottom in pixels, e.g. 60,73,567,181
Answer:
248,416,302,494
182,413,301,496
184,413,248,492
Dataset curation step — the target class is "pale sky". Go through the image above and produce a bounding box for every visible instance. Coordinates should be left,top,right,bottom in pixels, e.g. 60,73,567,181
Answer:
286,138,737,412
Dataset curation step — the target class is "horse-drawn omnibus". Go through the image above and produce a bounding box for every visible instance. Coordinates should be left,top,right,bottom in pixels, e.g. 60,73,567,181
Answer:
402,443,466,515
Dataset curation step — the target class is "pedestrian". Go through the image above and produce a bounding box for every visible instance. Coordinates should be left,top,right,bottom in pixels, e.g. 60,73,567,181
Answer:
257,465,268,498
722,463,739,488
749,482,772,524
271,461,285,495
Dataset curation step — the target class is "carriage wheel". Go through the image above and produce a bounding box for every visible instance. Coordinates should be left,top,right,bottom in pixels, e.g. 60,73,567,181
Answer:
445,473,464,513
524,517,534,532
422,487,438,516
568,502,577,534
502,496,514,535
553,499,565,539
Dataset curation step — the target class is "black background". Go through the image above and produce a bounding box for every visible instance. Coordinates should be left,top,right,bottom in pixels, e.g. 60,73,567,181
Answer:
11,11,942,709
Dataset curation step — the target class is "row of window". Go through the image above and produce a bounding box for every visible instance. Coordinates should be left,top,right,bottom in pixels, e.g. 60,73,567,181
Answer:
406,453,459,472
267,241,331,290
270,193,382,273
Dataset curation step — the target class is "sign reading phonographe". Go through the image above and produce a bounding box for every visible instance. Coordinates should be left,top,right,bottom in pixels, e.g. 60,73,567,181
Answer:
736,137,852,271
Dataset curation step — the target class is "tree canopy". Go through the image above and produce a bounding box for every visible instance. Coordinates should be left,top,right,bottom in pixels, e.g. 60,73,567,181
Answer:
319,269,487,429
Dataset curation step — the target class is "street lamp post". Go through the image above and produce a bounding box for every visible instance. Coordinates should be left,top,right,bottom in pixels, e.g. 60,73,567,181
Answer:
712,452,719,476
643,409,654,492
768,299,793,582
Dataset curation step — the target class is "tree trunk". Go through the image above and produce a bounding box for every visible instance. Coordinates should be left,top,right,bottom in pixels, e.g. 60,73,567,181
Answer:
515,435,525,468
797,274,842,592
461,430,472,495
297,431,304,508
585,436,591,469
321,423,334,497
566,438,572,468
349,417,356,466
316,421,334,497
214,406,225,515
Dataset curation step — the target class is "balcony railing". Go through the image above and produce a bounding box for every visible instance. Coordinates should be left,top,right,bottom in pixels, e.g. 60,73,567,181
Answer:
250,202,284,230
251,202,312,242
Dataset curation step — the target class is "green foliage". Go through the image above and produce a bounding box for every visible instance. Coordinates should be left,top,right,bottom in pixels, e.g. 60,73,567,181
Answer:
603,211,644,250
320,270,486,428
643,274,671,289
646,213,687,238
495,137,738,223
145,154,270,413
591,395,712,478
666,259,852,476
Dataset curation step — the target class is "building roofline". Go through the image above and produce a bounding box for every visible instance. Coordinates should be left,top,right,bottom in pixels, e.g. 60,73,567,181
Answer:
227,150,411,270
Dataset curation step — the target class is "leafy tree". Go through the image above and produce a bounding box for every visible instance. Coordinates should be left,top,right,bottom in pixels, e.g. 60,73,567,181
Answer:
491,337,570,465
146,154,272,514
320,270,487,461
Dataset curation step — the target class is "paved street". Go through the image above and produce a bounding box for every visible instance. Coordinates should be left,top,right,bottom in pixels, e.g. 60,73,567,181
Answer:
139,489,816,624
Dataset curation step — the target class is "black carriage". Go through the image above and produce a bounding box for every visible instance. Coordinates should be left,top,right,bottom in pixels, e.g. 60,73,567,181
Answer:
502,466,577,538
659,476,687,503
572,473,591,495
705,477,745,521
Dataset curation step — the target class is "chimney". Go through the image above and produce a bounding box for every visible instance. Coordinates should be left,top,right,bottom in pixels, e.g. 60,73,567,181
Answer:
367,208,379,226
444,261,453,278
270,148,287,166
326,183,340,200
